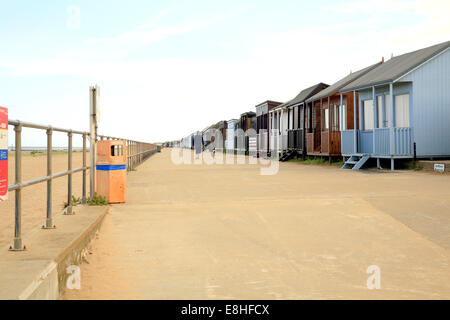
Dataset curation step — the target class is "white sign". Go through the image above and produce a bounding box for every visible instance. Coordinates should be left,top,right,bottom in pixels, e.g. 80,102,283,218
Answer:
434,163,445,173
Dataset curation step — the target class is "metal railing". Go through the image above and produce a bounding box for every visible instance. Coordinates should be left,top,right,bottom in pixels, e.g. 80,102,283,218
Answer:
7,119,156,251
98,135,158,171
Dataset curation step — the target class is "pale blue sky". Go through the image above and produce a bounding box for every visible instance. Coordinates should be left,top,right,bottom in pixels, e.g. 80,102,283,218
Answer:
1,0,449,145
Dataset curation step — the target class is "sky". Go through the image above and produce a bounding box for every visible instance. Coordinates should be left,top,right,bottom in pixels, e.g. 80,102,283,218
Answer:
1,0,449,146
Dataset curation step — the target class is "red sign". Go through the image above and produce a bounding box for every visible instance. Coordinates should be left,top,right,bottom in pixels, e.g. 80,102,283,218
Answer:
0,106,7,201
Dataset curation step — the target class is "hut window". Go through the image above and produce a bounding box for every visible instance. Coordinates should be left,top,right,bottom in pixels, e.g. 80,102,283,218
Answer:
363,100,374,130
299,108,304,129
385,94,391,127
341,104,347,130
395,94,410,127
333,105,338,131
324,108,329,130
278,113,281,133
377,96,384,128
292,108,295,129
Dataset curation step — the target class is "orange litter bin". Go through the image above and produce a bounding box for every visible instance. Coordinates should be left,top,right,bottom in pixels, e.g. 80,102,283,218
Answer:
96,140,127,203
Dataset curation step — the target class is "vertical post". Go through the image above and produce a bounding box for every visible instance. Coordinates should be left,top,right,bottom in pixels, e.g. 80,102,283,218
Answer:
10,123,24,251
302,104,306,160
353,91,357,153
389,83,395,170
372,86,377,155
89,86,99,198
279,110,281,134
127,140,130,171
65,131,74,215
43,127,55,228
278,110,282,153
266,113,269,157
268,112,271,148
358,96,363,133
287,107,290,149
327,97,331,132
82,133,87,204
358,93,363,156
328,97,331,154
340,94,343,132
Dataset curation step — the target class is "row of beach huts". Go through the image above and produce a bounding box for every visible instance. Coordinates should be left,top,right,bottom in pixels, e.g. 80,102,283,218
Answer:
165,41,450,170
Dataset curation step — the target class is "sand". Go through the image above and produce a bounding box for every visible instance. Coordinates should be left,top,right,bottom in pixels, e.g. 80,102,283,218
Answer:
64,149,450,299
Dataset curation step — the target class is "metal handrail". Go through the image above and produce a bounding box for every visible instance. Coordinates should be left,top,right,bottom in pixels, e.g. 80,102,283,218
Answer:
7,119,156,251
7,167,90,191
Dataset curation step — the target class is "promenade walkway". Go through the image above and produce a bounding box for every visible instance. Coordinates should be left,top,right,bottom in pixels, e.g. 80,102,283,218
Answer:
64,149,450,299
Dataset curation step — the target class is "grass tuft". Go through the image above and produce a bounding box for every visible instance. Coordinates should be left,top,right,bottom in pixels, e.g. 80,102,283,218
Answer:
288,156,344,167
87,193,108,206
63,195,82,208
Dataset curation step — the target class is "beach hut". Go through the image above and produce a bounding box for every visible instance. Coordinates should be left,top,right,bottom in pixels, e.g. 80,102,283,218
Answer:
226,119,238,153
256,100,282,157
340,40,450,170
268,102,289,158
305,62,382,159
215,121,228,153
282,83,329,160
202,124,217,152
237,111,256,155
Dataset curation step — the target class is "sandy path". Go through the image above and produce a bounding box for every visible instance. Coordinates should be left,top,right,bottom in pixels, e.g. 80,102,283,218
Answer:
0,152,90,248
64,149,450,299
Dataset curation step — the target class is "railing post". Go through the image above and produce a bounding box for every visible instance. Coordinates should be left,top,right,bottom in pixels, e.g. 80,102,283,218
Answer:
130,141,133,170
65,131,74,215
130,140,133,171
82,132,87,204
10,122,25,251
126,140,129,171
89,86,98,198
43,127,55,229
